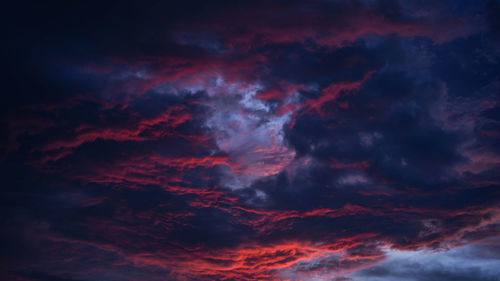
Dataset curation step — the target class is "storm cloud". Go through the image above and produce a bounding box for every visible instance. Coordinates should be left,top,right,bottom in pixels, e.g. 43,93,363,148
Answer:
1,0,499,280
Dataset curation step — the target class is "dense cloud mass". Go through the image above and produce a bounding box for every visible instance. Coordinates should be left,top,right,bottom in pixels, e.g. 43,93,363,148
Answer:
1,0,499,280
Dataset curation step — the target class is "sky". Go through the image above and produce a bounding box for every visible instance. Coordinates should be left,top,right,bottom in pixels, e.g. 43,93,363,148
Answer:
1,1,500,280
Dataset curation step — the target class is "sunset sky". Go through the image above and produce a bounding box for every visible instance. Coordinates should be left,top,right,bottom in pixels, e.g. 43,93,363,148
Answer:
2,1,500,280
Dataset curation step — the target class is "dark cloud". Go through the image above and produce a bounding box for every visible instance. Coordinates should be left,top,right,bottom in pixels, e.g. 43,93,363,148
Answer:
1,0,499,280
14,270,86,281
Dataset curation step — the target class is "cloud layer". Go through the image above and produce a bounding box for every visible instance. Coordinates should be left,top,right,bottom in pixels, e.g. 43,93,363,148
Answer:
1,0,500,280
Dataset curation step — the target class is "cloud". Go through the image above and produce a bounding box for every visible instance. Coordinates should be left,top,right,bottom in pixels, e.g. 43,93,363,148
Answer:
351,240,500,281
1,1,499,281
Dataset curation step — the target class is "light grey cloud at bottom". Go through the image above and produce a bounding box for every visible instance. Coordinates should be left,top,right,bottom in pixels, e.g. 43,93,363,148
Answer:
349,238,500,281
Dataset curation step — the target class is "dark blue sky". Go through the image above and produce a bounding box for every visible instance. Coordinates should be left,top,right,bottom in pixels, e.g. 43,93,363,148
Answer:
1,1,500,280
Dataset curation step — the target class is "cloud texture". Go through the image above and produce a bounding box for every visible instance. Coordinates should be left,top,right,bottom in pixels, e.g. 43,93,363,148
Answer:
1,0,500,280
